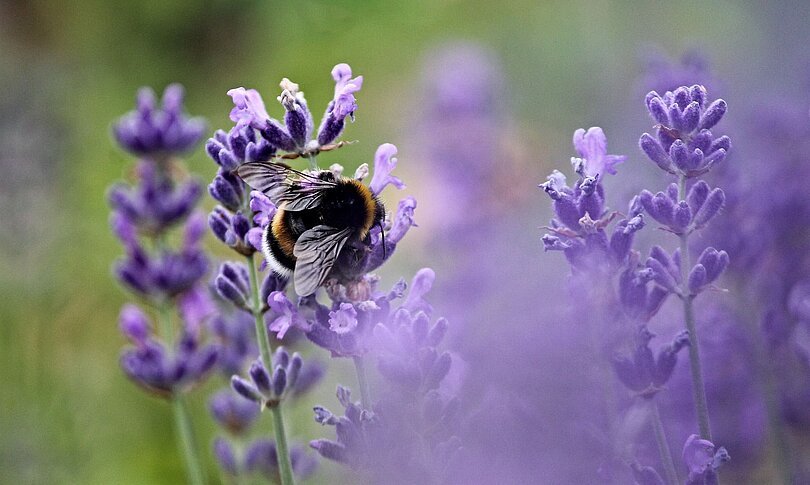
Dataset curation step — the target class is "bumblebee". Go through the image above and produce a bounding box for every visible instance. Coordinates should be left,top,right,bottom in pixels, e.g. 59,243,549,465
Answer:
237,161,385,296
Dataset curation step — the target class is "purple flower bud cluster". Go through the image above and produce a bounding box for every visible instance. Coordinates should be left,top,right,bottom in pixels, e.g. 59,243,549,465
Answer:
227,64,363,157
213,437,317,481
638,180,725,235
113,84,207,158
540,128,643,275
640,86,730,177
310,268,461,483
231,347,306,406
109,161,202,236
113,212,209,301
211,345,322,481
612,327,690,398
119,304,219,397
299,268,428,358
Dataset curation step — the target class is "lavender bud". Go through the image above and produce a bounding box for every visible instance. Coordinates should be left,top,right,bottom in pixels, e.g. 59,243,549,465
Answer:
669,139,689,172
287,353,303,389
428,318,449,347
646,93,670,124
686,180,710,213
646,257,678,292
215,273,247,308
249,359,272,394
672,201,692,231
689,84,707,106
213,438,238,475
272,366,287,397
639,133,671,171
698,99,727,130
681,101,701,132
692,188,725,228
231,375,262,402
688,264,708,294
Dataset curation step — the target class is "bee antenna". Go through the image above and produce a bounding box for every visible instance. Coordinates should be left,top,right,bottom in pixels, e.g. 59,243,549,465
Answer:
379,221,386,259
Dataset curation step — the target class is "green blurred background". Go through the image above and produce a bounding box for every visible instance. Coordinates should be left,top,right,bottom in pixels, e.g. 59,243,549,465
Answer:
1,0,807,483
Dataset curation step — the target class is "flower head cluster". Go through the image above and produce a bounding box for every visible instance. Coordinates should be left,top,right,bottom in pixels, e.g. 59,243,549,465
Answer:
214,438,317,482
119,305,219,397
612,326,690,398
112,211,208,301
541,127,642,274
212,344,321,481
227,64,363,157
231,347,309,408
113,84,206,158
108,161,202,236
639,85,730,177
296,267,429,358
310,268,461,482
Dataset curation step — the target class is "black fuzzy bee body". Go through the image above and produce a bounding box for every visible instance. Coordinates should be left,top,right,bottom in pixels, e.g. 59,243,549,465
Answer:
238,162,384,296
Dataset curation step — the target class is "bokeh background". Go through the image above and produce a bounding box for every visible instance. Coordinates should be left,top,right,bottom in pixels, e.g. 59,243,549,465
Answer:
2,0,810,483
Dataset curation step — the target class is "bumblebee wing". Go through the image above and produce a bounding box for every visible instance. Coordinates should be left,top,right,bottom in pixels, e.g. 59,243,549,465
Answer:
236,161,336,211
292,225,353,296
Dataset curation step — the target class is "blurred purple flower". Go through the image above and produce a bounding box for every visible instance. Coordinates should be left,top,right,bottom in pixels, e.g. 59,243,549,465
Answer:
119,305,219,397
113,84,206,157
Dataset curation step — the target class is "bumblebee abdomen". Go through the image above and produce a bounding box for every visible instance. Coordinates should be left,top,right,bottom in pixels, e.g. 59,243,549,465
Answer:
263,209,298,277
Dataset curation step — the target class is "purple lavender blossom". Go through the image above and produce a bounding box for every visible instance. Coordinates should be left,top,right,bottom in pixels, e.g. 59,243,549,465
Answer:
209,388,260,435
639,85,730,177
119,304,219,397
213,438,317,481
317,63,364,146
682,434,730,485
108,160,202,236
231,347,306,406
113,213,208,301
227,64,363,156
612,327,689,398
113,84,206,158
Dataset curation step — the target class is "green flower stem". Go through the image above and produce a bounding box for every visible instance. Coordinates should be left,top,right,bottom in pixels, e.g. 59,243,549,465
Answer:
353,355,372,409
307,154,318,172
650,399,679,485
677,175,713,442
246,253,295,485
157,305,206,485
172,397,206,485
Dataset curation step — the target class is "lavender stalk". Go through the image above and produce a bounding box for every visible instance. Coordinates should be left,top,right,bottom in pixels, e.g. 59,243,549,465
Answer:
246,252,295,485
110,85,213,484
639,85,730,443
677,174,712,441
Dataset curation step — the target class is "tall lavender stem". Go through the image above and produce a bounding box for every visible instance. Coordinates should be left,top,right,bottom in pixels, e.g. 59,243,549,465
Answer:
245,253,295,485
650,400,679,485
677,175,712,442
